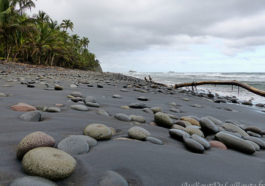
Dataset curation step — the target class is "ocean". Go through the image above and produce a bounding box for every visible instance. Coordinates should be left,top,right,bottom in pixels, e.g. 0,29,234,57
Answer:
124,72,265,104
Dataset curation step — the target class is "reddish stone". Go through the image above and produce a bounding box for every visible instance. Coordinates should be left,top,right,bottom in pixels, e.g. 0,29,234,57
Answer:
210,140,227,150
11,103,36,112
55,104,64,107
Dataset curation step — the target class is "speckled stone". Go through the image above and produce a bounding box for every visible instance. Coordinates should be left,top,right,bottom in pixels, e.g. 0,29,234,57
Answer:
22,147,76,180
84,124,112,140
17,131,55,160
128,126,150,140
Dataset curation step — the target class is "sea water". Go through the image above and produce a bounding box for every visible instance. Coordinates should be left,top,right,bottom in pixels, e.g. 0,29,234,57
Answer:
125,72,265,104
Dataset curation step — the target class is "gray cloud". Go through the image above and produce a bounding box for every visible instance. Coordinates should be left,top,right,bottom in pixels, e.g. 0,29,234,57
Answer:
33,0,265,69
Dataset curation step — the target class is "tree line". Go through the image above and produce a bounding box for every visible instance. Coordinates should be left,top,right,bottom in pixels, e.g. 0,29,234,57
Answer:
0,0,101,71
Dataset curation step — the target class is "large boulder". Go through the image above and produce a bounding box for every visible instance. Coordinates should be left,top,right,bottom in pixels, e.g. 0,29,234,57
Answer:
22,147,76,180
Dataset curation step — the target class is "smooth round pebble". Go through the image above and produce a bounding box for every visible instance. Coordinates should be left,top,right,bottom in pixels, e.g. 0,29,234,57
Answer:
151,107,162,113
129,103,147,109
185,127,204,137
10,176,57,186
169,129,190,141
216,132,255,154
45,107,61,113
17,131,55,160
128,126,150,140
245,126,263,135
54,84,63,90
57,135,96,155
130,115,145,123
99,170,128,186
22,147,76,180
112,94,122,99
19,111,42,122
70,104,89,111
154,112,173,128
199,117,219,134
180,117,200,126
222,123,249,137
70,91,83,97
146,137,163,145
11,103,37,112
84,124,112,140
114,113,131,122
191,134,210,149
183,137,205,153
97,109,110,117
137,96,148,101
210,140,227,150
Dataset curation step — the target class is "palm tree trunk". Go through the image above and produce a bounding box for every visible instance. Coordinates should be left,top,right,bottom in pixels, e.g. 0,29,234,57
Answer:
51,54,55,66
4,34,8,60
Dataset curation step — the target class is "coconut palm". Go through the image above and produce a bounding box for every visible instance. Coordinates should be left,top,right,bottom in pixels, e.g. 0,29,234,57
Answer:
80,37,89,48
0,0,100,71
11,0,36,15
60,19,73,31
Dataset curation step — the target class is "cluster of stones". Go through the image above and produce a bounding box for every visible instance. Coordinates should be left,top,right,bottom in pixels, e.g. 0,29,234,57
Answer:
5,66,265,185
11,131,76,185
11,122,131,185
10,117,133,185
154,112,265,154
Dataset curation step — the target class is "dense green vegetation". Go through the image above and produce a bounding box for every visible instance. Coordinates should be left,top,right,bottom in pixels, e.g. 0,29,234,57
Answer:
0,0,101,71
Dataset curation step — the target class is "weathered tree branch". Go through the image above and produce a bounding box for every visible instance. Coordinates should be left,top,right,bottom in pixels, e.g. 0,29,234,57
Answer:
174,80,265,97
145,75,168,87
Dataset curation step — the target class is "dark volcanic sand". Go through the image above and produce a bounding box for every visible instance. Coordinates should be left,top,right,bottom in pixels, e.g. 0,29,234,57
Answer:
0,62,265,186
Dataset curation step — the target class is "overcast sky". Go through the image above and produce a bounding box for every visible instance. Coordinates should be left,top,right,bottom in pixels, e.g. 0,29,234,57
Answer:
33,0,265,72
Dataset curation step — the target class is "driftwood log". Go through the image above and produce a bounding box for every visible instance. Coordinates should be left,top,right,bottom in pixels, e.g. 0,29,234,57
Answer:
145,75,168,87
174,80,265,97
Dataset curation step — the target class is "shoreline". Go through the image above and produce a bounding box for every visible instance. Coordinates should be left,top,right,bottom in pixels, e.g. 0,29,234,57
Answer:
124,71,265,110
1,62,265,185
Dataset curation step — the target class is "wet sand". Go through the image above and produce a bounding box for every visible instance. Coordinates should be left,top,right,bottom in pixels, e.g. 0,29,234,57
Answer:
0,62,265,186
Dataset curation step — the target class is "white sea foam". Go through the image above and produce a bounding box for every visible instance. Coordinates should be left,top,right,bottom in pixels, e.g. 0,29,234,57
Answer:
124,72,265,104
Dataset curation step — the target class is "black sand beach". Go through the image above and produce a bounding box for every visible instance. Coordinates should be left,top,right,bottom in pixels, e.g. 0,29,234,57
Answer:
1,62,265,186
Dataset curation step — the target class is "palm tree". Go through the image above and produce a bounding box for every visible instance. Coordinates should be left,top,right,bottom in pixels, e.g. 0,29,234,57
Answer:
0,0,17,59
0,0,100,70
80,37,89,48
11,0,36,15
60,19,73,31
34,11,50,23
